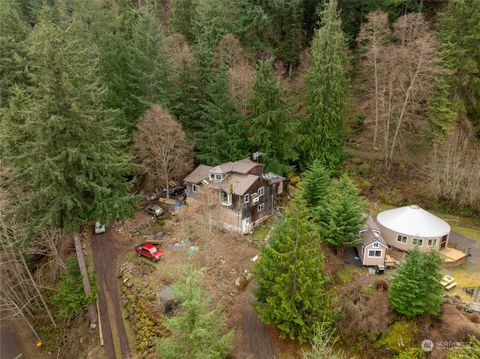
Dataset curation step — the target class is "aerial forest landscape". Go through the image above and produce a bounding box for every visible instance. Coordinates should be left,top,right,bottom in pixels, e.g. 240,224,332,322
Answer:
1,0,480,358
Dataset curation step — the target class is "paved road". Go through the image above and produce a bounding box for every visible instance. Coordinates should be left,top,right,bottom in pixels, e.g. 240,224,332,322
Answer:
0,319,24,359
449,231,480,272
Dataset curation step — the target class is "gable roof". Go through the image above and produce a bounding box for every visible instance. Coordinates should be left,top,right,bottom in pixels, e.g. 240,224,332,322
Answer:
361,229,388,248
208,158,263,175
184,164,212,184
208,173,259,195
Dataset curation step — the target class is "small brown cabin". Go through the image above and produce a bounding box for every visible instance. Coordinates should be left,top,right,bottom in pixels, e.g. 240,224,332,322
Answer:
184,158,285,233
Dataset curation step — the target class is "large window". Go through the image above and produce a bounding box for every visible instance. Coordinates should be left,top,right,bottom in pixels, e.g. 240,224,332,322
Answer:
412,238,423,246
428,238,437,247
368,250,382,257
396,235,407,244
257,203,264,212
258,186,264,196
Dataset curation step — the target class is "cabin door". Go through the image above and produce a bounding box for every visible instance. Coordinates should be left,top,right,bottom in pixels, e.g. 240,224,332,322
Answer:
440,235,448,249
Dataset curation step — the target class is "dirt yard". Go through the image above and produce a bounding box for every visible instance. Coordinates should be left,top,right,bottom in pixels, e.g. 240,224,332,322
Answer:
101,200,302,359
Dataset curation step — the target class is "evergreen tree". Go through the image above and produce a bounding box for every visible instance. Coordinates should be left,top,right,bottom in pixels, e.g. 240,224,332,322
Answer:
195,68,250,165
271,0,305,74
1,11,137,324
248,58,298,175
170,0,196,43
315,176,365,248
124,7,171,127
156,269,234,359
254,196,333,342
433,0,480,135
389,249,444,318
301,160,331,209
303,0,348,169
0,1,29,106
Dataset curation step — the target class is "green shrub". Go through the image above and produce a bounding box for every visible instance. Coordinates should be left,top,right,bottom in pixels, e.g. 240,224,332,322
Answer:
53,258,97,320
375,321,418,355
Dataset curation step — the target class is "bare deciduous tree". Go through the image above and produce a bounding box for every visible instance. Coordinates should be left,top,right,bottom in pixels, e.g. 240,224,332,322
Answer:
164,33,194,72
357,11,390,148
213,34,248,69
133,104,193,197
428,120,480,211
359,12,439,169
228,62,255,115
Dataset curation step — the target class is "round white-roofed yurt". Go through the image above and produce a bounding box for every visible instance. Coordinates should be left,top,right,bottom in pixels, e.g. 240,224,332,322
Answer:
376,205,450,251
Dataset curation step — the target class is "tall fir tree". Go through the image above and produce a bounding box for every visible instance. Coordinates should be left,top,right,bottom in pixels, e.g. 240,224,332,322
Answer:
125,7,171,127
271,0,305,74
195,68,250,165
0,1,30,106
1,10,137,324
315,176,365,248
156,269,234,359
248,58,298,175
170,0,196,43
301,160,331,209
389,249,444,318
303,0,348,169
431,0,480,135
254,196,334,342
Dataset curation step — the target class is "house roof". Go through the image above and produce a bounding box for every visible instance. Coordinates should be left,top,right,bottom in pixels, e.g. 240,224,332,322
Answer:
377,205,451,238
184,164,212,184
208,173,259,196
208,158,262,175
361,229,387,248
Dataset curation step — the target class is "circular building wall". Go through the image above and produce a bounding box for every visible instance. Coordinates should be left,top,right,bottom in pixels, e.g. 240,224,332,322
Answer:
376,205,450,251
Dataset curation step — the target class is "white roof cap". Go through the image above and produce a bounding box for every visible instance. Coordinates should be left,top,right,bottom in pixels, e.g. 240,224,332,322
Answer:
377,205,450,238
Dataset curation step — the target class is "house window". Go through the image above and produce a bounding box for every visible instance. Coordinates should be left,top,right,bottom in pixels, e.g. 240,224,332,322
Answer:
244,194,249,204
258,186,264,196
368,250,382,257
412,238,423,246
373,242,379,248
192,184,198,193
396,235,407,244
257,203,264,212
210,173,224,181
215,174,223,180
428,238,437,246
219,191,231,205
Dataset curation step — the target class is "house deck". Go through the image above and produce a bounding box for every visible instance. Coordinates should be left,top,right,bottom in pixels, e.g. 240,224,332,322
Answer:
440,247,468,268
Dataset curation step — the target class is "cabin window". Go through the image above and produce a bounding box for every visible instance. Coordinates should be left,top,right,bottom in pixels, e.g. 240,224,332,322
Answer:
257,203,264,212
396,235,407,244
428,238,437,246
368,250,382,257
219,191,231,205
258,186,264,196
412,238,423,246
244,194,249,204
373,242,379,248
192,184,198,193
210,173,224,181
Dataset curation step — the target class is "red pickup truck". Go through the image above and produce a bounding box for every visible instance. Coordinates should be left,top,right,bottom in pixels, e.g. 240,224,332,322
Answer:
134,242,164,262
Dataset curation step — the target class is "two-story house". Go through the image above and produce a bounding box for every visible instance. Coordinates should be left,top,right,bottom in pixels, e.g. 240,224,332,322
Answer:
183,158,285,234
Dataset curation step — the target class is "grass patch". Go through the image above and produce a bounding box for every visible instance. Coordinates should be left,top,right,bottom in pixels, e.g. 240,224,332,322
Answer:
252,223,272,242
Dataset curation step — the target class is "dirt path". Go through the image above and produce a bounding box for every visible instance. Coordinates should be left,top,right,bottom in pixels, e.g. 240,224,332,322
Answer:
239,287,275,359
91,228,131,359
